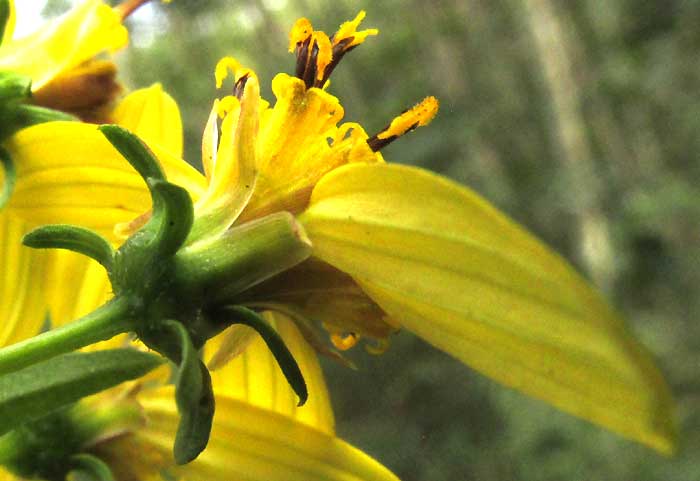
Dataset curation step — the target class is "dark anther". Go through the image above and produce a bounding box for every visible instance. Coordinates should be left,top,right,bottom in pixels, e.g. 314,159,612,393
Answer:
366,134,397,152
366,121,419,152
293,36,322,89
233,73,250,100
304,42,321,89
294,37,311,81
319,38,355,86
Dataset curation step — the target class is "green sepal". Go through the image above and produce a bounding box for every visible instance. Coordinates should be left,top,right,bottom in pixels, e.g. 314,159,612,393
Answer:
70,454,116,481
174,212,312,303
0,146,14,209
164,320,215,464
0,0,11,46
0,104,75,141
0,348,164,436
0,72,31,102
99,125,165,183
147,178,194,257
23,224,115,272
217,306,308,406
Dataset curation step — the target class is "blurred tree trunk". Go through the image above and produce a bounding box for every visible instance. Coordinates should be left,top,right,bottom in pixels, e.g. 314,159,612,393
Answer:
520,0,616,291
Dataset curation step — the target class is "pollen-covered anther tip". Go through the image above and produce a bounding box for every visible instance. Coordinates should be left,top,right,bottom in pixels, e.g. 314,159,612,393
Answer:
367,96,439,151
289,17,313,52
215,57,243,89
313,31,333,82
332,10,379,50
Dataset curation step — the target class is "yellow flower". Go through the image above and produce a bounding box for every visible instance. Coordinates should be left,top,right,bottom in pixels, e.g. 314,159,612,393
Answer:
0,87,398,481
0,0,129,121
5,10,675,458
0,0,132,349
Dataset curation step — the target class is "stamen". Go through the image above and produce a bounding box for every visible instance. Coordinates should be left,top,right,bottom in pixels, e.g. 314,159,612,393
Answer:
313,32,333,83
215,57,242,89
233,73,250,100
331,11,378,52
294,36,311,80
289,12,377,89
367,96,439,152
320,10,378,85
289,18,313,53
214,57,256,102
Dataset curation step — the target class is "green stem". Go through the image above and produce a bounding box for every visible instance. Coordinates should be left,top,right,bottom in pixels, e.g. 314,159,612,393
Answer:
0,298,133,376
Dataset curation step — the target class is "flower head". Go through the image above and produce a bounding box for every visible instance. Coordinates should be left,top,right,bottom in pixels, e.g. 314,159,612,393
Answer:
5,9,676,462
0,0,129,121
0,84,398,481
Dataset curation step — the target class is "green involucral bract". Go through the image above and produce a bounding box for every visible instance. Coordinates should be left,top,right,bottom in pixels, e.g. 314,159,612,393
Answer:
0,125,314,463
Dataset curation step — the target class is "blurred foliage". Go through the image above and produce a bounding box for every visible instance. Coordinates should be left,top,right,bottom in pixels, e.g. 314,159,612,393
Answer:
45,0,700,479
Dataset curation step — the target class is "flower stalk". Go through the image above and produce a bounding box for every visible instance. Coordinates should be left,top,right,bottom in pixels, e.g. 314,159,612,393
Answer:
0,298,133,376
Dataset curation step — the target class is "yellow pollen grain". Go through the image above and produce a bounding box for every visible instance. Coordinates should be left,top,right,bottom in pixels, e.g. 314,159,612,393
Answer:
377,96,439,140
331,333,360,351
289,17,313,52
313,31,333,81
333,10,378,49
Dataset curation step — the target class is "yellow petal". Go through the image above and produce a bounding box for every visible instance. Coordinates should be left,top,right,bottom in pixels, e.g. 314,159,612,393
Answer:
0,210,49,347
300,162,676,454
0,467,16,481
137,387,399,481
111,83,184,159
0,0,128,90
5,121,205,242
200,101,219,183
45,250,112,327
206,312,334,433
191,76,259,238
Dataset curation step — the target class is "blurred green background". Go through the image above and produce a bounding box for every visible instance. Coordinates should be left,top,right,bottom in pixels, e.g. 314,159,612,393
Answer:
43,0,700,479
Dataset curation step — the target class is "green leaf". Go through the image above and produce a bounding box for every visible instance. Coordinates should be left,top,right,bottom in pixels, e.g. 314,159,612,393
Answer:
23,225,115,272
0,349,164,435
217,306,308,406
164,320,215,465
70,454,115,481
0,72,31,102
99,125,165,183
0,146,14,209
147,178,193,257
